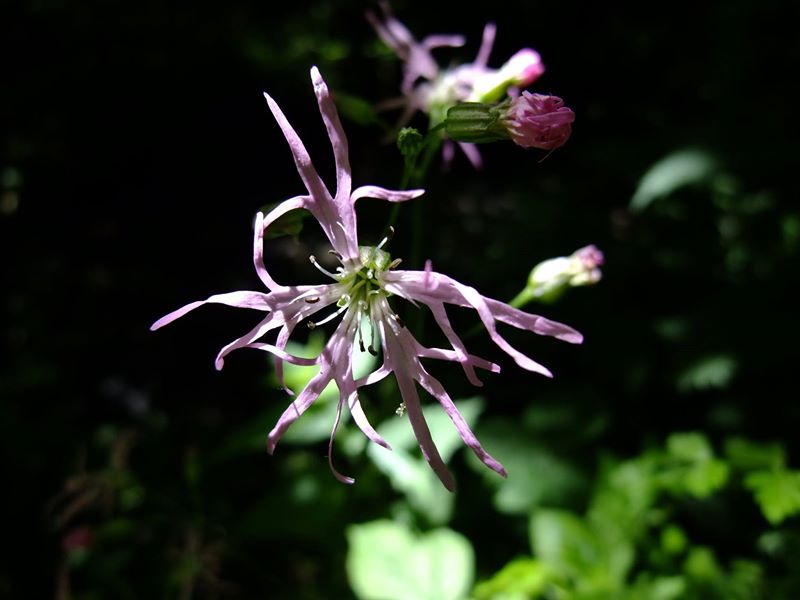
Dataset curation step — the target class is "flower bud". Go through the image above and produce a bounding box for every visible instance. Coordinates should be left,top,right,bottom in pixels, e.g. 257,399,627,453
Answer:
396,127,424,158
502,92,575,150
524,245,604,302
500,48,545,87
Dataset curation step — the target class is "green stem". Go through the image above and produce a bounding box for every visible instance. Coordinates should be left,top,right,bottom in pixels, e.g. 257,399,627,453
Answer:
508,287,536,309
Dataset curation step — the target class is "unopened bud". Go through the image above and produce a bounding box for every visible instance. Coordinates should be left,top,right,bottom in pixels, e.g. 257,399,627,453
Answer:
524,245,604,303
500,48,545,88
502,92,575,150
397,127,424,158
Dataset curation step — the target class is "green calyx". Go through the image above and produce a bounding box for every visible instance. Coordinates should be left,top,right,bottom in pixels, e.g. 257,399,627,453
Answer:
444,102,510,144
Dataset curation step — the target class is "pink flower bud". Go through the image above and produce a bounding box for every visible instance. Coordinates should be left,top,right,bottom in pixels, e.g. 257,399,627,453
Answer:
503,92,575,150
503,49,545,87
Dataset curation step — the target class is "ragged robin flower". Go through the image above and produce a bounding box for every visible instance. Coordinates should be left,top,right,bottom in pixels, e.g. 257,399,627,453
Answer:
151,67,582,490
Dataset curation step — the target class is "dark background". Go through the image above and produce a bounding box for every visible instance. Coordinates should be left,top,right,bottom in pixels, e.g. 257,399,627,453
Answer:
2,0,798,597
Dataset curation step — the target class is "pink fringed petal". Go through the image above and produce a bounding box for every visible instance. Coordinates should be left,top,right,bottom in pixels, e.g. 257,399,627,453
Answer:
244,342,318,366
150,291,271,331
262,91,331,204
396,370,455,491
310,67,352,203
350,185,425,205
425,300,484,386
267,370,332,454
417,368,507,478
473,22,497,68
484,297,583,344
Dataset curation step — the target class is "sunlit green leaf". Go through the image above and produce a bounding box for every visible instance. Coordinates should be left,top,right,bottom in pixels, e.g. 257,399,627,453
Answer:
472,557,552,600
626,575,687,600
659,433,729,498
531,509,634,591
589,458,658,541
683,546,721,581
745,469,800,525
347,520,474,600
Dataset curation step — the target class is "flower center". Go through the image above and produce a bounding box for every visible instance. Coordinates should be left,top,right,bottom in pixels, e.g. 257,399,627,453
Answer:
306,228,403,354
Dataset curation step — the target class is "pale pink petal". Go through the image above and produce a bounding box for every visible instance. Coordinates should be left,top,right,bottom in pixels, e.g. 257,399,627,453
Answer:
422,34,466,50
310,67,352,202
267,369,332,454
355,364,392,387
214,314,282,370
255,198,308,289
442,140,455,169
385,270,582,345
347,392,391,450
417,369,507,478
262,91,331,204
458,142,483,170
396,370,455,491
414,345,500,374
484,298,584,344
442,279,553,377
351,185,425,205
473,22,496,68
426,300,484,386
385,271,554,377
327,394,355,484
244,342,319,366
150,291,271,331
273,322,297,395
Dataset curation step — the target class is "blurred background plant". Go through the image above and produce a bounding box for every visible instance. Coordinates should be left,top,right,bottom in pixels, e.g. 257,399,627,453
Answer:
1,0,798,598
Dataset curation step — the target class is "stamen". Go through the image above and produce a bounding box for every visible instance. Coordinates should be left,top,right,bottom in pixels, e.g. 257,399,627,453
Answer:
328,249,343,260
395,402,406,417
307,321,316,330
367,303,378,355
356,301,367,353
391,314,406,329
304,296,320,304
377,225,395,250
309,255,338,279
388,258,402,270
313,300,350,328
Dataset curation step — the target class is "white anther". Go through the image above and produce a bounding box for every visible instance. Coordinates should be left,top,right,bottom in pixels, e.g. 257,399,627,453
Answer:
377,226,395,250
309,255,338,279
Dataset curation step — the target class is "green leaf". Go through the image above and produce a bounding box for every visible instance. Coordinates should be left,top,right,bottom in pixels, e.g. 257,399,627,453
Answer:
335,92,383,126
666,432,713,462
626,575,687,600
531,509,633,591
630,148,717,212
676,354,737,393
472,557,552,600
724,437,786,471
659,433,729,498
683,546,721,581
745,469,800,524
465,422,585,515
588,458,658,541
346,520,474,600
